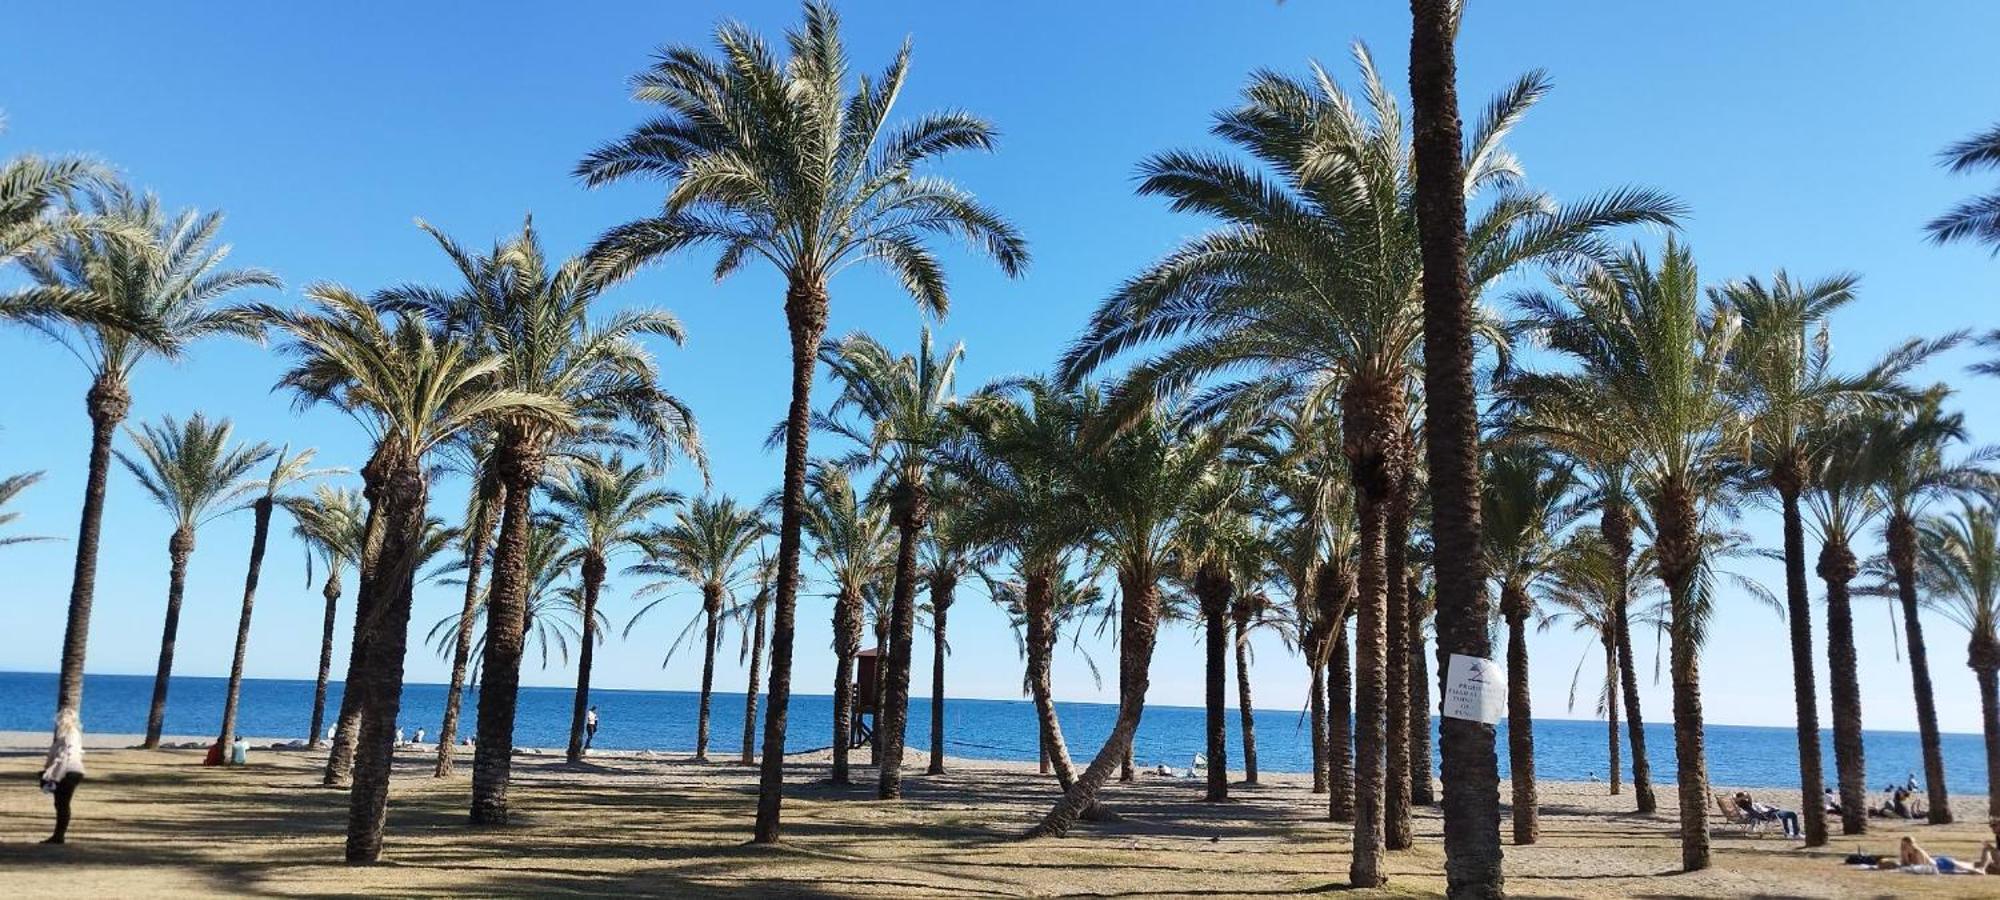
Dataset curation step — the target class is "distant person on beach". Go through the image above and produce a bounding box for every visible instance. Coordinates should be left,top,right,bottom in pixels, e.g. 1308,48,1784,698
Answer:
414,728,425,745
1823,788,1840,815
586,706,599,750
1734,791,1801,839
40,708,85,844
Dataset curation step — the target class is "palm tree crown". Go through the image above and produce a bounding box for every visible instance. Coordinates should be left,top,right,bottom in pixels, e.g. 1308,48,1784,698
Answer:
116,413,273,532
1926,121,2000,251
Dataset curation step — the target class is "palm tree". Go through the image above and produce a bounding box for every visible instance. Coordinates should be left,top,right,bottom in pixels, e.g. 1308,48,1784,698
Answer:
24,187,272,726
0,471,53,548
434,429,501,777
1512,239,1742,871
0,132,140,326
285,485,366,748
737,546,777,765
987,563,1109,793
1863,391,1995,824
218,447,333,759
548,455,680,763
817,327,964,797
1536,531,1625,796
382,217,700,825
1231,552,1280,787
116,413,273,749
1926,121,2000,251
1173,465,1258,802
1480,444,1583,845
430,521,592,679
800,464,891,785
1915,502,2000,842
576,1,1027,843
260,285,562,863
628,494,765,763
919,472,982,774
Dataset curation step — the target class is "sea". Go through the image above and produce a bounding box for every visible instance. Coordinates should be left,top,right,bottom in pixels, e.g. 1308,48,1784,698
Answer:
0,671,1986,793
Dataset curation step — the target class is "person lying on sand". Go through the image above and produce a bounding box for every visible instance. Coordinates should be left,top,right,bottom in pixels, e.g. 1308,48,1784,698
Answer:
1894,836,1989,875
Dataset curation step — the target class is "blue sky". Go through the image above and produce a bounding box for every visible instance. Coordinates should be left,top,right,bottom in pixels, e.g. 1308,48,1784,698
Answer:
3,1,1998,734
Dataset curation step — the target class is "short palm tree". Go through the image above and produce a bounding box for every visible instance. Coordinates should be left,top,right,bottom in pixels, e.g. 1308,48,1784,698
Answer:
986,563,1110,791
218,447,333,759
24,187,272,725
627,494,765,764
1230,540,1281,787
577,0,1027,841
431,521,591,677
1536,531,1627,797
1915,502,2000,841
1804,418,1892,834
1926,121,2000,251
285,485,366,748
918,472,984,774
0,470,53,548
1173,465,1258,802
548,455,680,763
800,464,891,785
736,546,777,765
116,412,272,749
260,284,562,863
382,217,700,825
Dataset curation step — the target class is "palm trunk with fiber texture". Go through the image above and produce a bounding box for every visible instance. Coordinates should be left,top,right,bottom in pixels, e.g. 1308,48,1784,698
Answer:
695,583,722,761
871,604,888,764
470,430,545,825
220,496,275,757
1819,539,1867,835
324,494,386,787
566,555,607,763
1384,484,1413,849
1409,573,1435,806
928,572,955,775
1309,658,1329,793
309,566,342,748
437,480,500,777
831,587,862,785
1775,483,1828,843
1604,631,1620,795
344,454,428,863
1028,571,1160,837
144,525,196,749
1339,377,1400,887
741,597,766,765
1025,573,1081,791
1198,563,1231,802
1970,639,2000,843
1233,605,1258,785
1602,503,1656,815
1410,0,1505,891
879,482,926,799
1330,619,1355,822
1655,485,1712,872
1502,583,1538,845
1888,513,1952,824
55,375,129,722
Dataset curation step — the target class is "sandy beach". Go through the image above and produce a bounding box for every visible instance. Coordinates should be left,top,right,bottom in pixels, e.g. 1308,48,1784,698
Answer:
0,732,1993,898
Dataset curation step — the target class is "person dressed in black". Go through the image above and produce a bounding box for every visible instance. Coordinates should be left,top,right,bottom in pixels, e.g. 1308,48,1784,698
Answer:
1735,791,1802,839
41,708,86,844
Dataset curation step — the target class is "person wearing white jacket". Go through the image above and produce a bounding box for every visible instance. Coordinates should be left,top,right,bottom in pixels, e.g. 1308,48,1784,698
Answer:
40,708,86,844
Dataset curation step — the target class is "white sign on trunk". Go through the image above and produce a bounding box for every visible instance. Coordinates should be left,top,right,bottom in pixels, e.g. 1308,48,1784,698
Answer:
1441,653,1505,725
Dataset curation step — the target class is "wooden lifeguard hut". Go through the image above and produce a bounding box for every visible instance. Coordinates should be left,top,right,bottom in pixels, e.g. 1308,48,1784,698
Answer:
852,647,881,748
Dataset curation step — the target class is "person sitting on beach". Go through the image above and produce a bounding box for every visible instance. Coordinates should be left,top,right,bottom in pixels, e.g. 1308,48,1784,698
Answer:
40,708,85,844
1823,787,1841,815
1734,791,1801,839
413,727,425,745
1898,836,1986,875
1890,786,1915,819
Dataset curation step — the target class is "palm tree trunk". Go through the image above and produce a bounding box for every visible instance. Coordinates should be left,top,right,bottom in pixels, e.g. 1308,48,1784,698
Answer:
879,483,926,799
1775,484,1829,844
928,572,955,775
831,588,861,785
871,601,889,765
1341,404,1395,887
1410,0,1506,892
437,480,500,778
1199,565,1230,802
1888,513,1952,824
741,597,766,766
220,497,275,759
696,584,722,762
1503,585,1538,845
144,525,196,749
309,567,342,748
344,457,428,864
1971,645,2000,844
55,374,129,723
1657,485,1711,872
1028,572,1161,837
1604,631,1620,795
1819,539,1867,835
1330,619,1355,822
1409,574,1435,807
1309,658,1329,794
1025,574,1080,791
325,493,386,788
566,555,606,764
1602,503,1655,815
470,431,545,825
1233,609,1258,786
1384,486,1413,850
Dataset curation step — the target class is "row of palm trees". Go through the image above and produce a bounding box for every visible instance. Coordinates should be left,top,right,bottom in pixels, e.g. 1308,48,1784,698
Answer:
9,1,2000,892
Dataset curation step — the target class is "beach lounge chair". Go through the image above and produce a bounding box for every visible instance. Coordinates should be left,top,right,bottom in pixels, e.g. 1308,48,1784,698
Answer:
1712,792,1769,837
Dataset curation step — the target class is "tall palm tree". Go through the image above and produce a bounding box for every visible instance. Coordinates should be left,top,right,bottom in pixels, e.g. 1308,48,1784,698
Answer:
1915,502,2000,842
737,546,777,765
817,327,963,798
628,494,765,763
1512,240,1743,871
1863,391,1995,824
218,447,333,759
1536,531,1626,796
24,187,272,726
116,413,272,749
0,132,140,326
1173,465,1258,802
576,1,1027,842
260,285,562,863
919,472,982,774
800,464,891,785
1480,444,1583,845
1926,121,2000,251
434,429,501,777
285,485,366,749
382,217,700,825
0,471,53,548
1231,549,1280,787
548,455,680,763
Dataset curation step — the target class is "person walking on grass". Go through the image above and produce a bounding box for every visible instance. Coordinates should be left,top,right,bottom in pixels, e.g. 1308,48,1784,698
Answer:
41,708,85,844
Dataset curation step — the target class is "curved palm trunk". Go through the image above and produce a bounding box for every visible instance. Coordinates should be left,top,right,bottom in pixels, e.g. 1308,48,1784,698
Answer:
144,526,196,750
1410,0,1506,892
437,481,500,778
1773,485,1829,843
1409,574,1435,807
928,572,955,775
1233,609,1258,786
1819,539,1867,835
1970,642,2000,843
1309,657,1329,794
1656,485,1712,872
1198,564,1230,802
219,496,275,758
1888,514,1952,824
470,434,544,826
831,588,862,785
1028,572,1161,837
1329,620,1355,822
344,456,429,863
695,584,723,762
1502,584,1538,845
1602,504,1656,815
309,567,342,748
1604,631,1620,796
566,556,607,764
55,375,129,722
325,496,386,787
1025,574,1081,791
879,485,926,798
741,598,767,765
1384,488,1413,850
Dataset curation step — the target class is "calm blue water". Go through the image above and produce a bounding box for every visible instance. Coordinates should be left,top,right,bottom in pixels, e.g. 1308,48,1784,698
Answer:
0,671,1986,792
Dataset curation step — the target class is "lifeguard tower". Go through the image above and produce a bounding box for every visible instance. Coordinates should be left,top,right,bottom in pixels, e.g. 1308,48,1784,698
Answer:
852,647,880,748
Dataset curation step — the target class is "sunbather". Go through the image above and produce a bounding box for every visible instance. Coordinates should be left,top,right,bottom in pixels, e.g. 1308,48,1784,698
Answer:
1734,791,1801,839
1898,837,1987,875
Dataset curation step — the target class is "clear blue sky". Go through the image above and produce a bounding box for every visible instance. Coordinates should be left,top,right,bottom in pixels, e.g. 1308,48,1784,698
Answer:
3,1,1998,733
